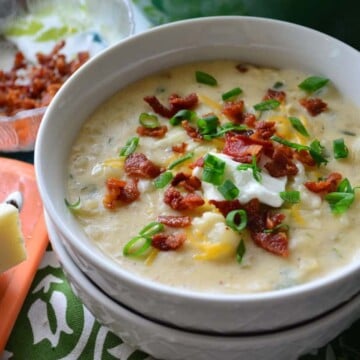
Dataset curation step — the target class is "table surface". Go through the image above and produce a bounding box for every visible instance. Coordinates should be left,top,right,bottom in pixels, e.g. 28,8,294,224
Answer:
2,3,360,360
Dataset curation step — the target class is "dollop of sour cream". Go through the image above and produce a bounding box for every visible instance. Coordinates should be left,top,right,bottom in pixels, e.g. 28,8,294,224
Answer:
193,153,287,207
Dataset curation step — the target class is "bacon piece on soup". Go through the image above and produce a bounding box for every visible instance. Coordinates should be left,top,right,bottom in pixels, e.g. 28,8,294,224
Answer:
103,177,140,209
251,121,276,141
144,93,198,118
189,156,204,169
222,133,263,163
222,100,245,123
235,64,248,73
304,172,342,194
251,231,289,257
299,97,327,116
294,149,316,167
136,125,168,138
181,120,203,141
125,153,161,179
164,187,204,211
157,215,192,228
263,88,286,103
209,199,242,217
264,145,298,177
172,142,187,153
171,172,202,192
152,232,186,251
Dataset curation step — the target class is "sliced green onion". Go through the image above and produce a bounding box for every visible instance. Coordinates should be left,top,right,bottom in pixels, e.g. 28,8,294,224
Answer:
273,81,284,89
309,140,328,166
139,221,164,237
288,116,309,137
169,109,197,126
325,178,357,215
139,112,160,128
153,171,173,189
298,76,329,93
271,135,308,151
168,152,194,170
253,99,280,111
202,154,226,185
195,70,218,86
222,87,243,101
236,239,246,264
119,136,139,157
64,197,81,211
226,209,248,232
264,223,289,233
217,179,239,200
236,155,262,182
280,191,300,204
197,115,219,135
123,235,152,257
333,138,349,159
203,123,248,140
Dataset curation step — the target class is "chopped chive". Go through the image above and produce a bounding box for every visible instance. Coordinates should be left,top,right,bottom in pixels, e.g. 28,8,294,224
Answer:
226,209,247,232
309,140,328,166
280,191,300,204
325,178,357,215
253,99,280,111
217,179,240,200
139,113,160,128
273,81,284,89
195,70,218,86
236,239,246,264
197,114,219,135
222,87,243,101
169,109,197,126
153,171,173,189
203,123,248,140
123,235,152,257
119,136,139,157
139,221,164,237
202,154,226,185
333,138,349,159
64,197,81,211
340,130,356,137
168,152,194,170
236,155,262,182
288,116,309,137
298,76,329,93
271,135,309,151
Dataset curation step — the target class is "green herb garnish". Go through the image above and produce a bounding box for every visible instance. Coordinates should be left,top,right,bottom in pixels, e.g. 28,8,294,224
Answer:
236,239,246,264
169,109,197,126
273,81,284,89
288,116,309,137
236,155,262,182
226,209,248,232
139,221,164,237
298,76,329,93
168,152,194,170
119,136,139,157
153,171,173,189
217,179,240,200
203,123,248,140
197,115,219,136
333,138,349,159
139,113,160,128
195,70,218,86
253,99,280,111
222,87,243,101
280,191,300,204
123,236,152,257
64,197,81,211
202,154,226,185
325,178,357,215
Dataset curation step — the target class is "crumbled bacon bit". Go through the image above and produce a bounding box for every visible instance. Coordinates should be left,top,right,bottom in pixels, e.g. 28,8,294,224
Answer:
172,142,187,153
152,232,186,251
251,121,276,141
293,149,316,167
136,125,168,138
209,199,242,217
171,172,202,192
144,93,198,118
263,88,286,103
304,172,342,194
103,177,140,209
164,187,204,211
236,64,248,73
0,40,89,116
189,156,204,169
157,215,192,228
251,231,289,257
125,153,161,179
264,145,298,177
299,97,327,116
181,120,203,141
222,100,245,123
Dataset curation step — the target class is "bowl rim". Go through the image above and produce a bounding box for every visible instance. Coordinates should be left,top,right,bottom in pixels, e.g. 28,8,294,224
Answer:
35,15,360,305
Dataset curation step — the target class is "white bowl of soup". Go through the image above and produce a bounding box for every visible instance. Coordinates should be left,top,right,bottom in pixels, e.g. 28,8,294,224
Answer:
35,16,360,333
47,212,360,360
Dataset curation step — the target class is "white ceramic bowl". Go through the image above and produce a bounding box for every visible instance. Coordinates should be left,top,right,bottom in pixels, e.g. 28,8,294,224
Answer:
47,213,360,360
35,16,360,334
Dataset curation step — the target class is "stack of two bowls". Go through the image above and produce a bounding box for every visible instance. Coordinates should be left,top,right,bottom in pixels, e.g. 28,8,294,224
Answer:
36,17,360,359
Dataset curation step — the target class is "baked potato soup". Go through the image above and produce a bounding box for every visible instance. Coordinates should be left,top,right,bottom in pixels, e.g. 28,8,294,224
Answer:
66,60,360,293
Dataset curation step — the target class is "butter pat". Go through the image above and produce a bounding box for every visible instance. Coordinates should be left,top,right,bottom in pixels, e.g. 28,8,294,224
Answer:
0,203,26,273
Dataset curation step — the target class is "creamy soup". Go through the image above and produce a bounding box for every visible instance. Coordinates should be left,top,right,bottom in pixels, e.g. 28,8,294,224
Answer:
67,60,360,294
